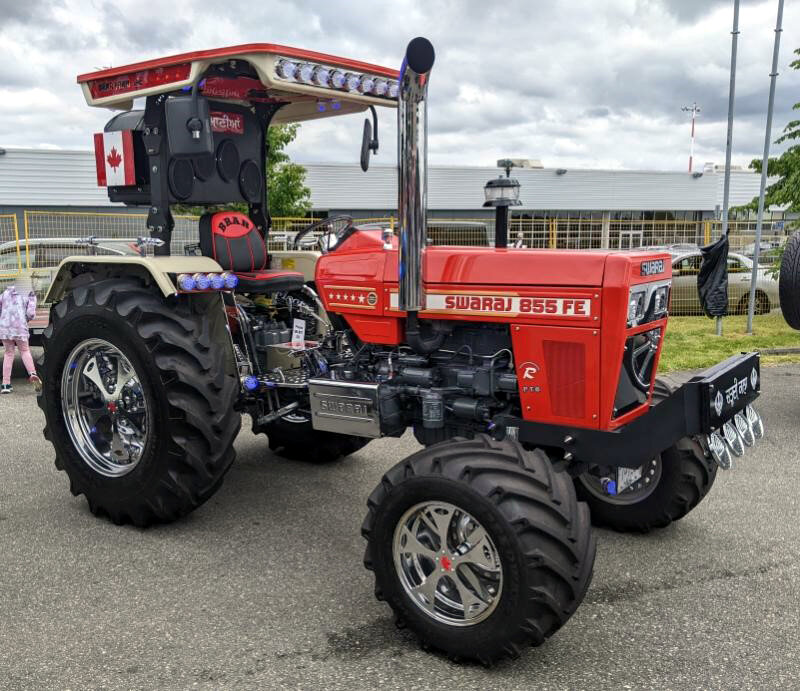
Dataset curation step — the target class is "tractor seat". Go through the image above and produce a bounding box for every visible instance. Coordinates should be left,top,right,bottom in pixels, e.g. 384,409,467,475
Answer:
198,211,304,293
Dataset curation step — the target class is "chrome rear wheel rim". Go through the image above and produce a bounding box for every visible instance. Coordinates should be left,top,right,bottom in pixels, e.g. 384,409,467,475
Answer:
392,501,503,627
61,338,148,478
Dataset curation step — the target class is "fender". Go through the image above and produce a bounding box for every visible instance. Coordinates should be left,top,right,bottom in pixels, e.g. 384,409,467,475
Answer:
45,255,224,303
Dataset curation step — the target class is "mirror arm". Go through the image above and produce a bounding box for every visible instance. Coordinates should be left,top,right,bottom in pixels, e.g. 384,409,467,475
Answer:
369,105,379,153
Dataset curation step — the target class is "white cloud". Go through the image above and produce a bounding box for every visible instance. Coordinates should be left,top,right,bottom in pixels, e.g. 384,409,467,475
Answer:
0,0,797,172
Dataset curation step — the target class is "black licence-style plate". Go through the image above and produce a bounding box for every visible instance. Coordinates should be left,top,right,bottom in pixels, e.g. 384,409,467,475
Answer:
698,352,761,431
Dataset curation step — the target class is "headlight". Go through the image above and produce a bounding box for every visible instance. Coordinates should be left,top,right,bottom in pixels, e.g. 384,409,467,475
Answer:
627,280,671,326
628,290,646,324
653,285,669,316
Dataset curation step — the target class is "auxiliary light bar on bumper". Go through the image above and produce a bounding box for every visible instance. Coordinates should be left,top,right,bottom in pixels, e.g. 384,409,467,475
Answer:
509,352,763,470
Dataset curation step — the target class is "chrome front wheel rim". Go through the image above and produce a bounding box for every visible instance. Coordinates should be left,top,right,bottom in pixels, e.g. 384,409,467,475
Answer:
61,338,148,478
392,501,503,627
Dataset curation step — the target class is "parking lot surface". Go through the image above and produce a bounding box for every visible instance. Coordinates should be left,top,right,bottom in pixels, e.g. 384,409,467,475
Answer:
1,358,799,690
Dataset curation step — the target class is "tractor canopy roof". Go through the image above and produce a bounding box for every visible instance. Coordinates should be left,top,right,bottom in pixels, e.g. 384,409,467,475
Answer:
77,43,399,125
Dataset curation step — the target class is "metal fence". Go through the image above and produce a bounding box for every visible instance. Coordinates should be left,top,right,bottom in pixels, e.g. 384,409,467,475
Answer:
0,210,791,317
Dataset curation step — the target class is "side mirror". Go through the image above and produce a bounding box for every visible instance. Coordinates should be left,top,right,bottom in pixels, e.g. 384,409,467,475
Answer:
165,90,214,158
360,105,379,172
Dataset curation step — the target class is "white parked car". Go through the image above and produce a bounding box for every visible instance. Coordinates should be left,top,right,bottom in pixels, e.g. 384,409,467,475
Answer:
668,249,778,315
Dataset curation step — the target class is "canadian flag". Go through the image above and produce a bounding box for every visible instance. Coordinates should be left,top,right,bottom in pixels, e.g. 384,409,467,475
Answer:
94,130,135,187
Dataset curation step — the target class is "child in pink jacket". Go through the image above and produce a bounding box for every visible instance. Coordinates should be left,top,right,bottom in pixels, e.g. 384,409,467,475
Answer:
0,285,41,394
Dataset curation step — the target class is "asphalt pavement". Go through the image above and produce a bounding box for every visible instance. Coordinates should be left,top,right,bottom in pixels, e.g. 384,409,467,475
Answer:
1,354,799,690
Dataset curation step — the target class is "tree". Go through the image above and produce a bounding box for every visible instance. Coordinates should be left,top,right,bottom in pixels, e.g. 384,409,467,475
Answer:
743,46,800,213
266,123,312,218
738,47,800,276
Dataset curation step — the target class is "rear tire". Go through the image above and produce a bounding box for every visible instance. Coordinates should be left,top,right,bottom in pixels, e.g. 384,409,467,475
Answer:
38,278,241,527
574,375,717,532
258,413,370,463
779,231,800,329
362,435,595,664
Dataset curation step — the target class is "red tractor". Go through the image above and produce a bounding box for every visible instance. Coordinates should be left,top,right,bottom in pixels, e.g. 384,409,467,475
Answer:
38,37,764,663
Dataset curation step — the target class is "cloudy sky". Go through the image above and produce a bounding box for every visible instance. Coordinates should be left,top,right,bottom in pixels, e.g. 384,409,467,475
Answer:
0,0,797,171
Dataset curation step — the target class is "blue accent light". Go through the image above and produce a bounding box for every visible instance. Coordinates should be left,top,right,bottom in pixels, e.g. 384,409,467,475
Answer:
209,273,225,290
332,101,341,110
177,273,196,291
605,480,617,496
243,376,259,392
221,272,239,289
193,272,211,290
317,103,326,112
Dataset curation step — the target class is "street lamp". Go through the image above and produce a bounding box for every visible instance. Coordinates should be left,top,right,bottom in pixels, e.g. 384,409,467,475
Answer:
484,159,522,248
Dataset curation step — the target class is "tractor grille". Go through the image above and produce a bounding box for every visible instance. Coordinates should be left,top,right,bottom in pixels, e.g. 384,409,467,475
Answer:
543,340,586,419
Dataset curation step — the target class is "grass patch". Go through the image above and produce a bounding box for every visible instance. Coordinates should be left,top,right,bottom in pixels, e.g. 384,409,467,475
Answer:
659,312,800,372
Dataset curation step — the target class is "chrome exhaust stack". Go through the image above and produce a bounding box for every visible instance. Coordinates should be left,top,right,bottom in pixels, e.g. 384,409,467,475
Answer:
397,37,435,313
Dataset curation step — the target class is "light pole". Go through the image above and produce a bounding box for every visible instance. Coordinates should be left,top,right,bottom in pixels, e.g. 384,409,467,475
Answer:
484,159,522,249
682,102,701,173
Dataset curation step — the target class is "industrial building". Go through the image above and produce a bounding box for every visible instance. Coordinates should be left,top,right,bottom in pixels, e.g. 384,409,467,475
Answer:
0,147,786,250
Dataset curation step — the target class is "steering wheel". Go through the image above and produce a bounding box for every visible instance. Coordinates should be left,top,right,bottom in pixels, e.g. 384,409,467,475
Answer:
292,215,354,253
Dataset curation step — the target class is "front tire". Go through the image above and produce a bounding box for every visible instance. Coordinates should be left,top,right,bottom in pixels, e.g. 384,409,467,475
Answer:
362,435,595,664
575,375,717,532
38,278,241,527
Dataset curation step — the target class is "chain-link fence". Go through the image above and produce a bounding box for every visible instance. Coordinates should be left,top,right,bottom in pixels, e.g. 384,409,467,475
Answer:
3,210,792,317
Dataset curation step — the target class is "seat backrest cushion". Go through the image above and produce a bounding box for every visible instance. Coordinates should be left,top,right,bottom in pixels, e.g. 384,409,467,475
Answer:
199,211,267,272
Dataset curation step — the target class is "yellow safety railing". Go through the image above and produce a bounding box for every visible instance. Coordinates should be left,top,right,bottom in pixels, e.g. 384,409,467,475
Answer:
0,214,22,278
10,210,794,315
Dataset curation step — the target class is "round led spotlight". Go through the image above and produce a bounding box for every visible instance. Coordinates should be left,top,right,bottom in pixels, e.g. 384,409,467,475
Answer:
345,73,361,92
330,69,347,89
387,81,399,98
242,375,259,392
313,66,331,86
706,432,732,470
177,273,196,291
298,63,315,83
734,411,754,447
373,79,388,96
722,419,745,458
208,273,225,290
359,76,375,94
192,272,211,291
276,60,298,80
220,272,239,290
745,404,764,440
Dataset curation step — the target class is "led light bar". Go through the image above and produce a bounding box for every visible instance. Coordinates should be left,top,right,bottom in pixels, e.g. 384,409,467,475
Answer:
274,57,398,100
176,272,239,292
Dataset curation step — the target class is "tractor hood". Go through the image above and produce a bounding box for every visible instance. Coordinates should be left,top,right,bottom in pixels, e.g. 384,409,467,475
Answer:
422,247,610,287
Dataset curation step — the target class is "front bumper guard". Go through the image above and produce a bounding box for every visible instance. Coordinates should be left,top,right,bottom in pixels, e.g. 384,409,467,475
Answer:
512,352,762,469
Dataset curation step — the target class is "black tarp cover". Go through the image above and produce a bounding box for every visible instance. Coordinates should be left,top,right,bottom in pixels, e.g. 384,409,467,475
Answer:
697,234,729,317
